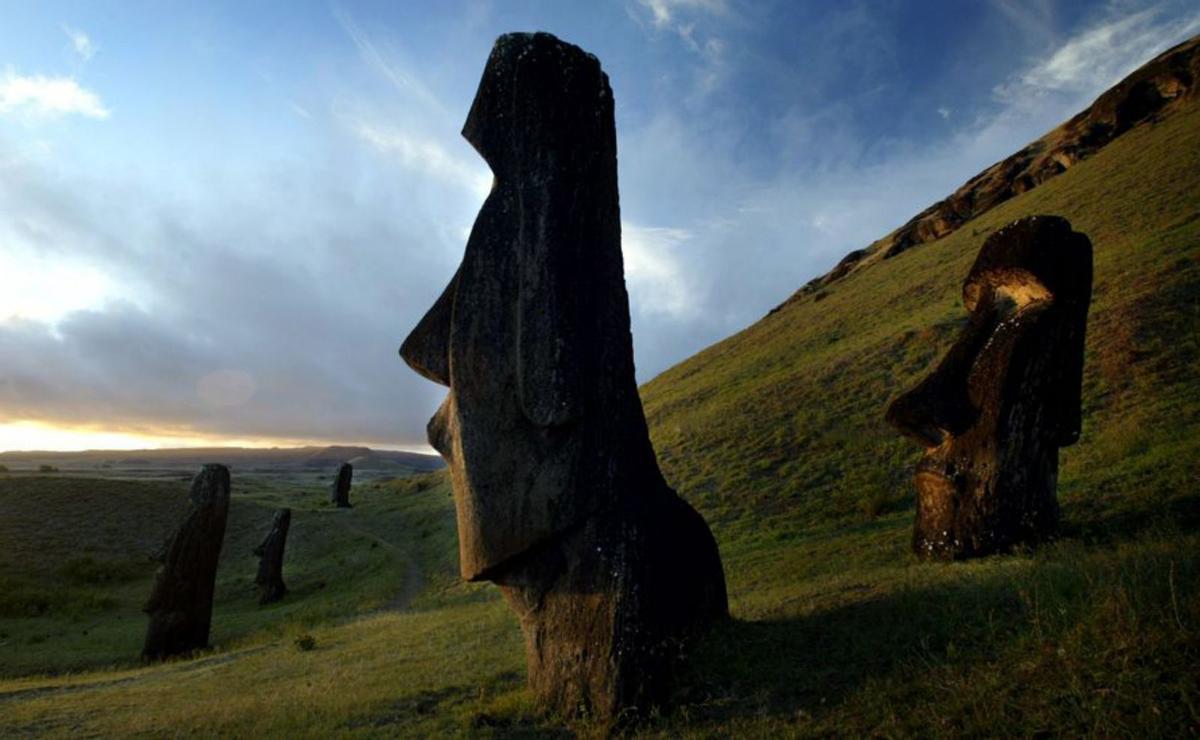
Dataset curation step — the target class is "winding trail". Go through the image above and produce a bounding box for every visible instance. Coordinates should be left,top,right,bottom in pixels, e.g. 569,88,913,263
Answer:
336,519,425,612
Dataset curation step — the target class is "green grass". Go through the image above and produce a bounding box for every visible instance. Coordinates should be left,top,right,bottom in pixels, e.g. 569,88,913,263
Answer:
0,473,454,678
640,95,1200,544
0,92,1198,737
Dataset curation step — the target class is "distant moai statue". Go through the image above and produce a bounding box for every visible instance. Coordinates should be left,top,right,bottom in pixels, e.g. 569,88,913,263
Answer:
886,216,1093,559
400,32,727,720
330,462,352,508
142,464,231,660
253,508,291,605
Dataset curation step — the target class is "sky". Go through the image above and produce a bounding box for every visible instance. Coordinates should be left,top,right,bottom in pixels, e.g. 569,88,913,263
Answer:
1,0,1198,452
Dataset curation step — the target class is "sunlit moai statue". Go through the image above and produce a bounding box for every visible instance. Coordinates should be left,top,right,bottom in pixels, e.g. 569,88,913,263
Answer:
330,462,352,508
886,216,1093,559
399,32,728,719
253,508,291,605
143,464,231,659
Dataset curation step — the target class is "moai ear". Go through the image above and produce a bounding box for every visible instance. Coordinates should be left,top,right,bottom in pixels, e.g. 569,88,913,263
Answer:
515,183,582,428
400,268,459,387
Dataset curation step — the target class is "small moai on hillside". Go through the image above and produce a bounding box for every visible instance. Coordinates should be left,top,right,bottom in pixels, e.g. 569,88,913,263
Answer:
142,463,231,660
886,215,1093,559
330,462,353,508
399,32,727,721
253,508,291,605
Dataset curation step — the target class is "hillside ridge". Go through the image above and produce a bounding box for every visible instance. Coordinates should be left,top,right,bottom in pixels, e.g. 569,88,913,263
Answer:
774,33,1200,310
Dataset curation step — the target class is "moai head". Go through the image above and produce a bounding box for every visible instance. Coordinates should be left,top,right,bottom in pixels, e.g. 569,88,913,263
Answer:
399,33,659,581
886,216,1093,558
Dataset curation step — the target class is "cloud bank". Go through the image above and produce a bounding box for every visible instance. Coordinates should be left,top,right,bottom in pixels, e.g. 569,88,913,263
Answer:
1,2,1198,450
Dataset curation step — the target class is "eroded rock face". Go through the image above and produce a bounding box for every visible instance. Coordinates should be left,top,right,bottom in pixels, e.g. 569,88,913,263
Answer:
330,462,352,508
142,464,231,659
399,31,727,719
886,216,1093,559
253,508,291,605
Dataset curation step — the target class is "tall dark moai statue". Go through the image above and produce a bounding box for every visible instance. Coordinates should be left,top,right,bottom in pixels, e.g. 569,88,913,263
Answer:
253,508,291,605
399,32,728,720
886,215,1093,559
143,463,231,660
330,462,352,508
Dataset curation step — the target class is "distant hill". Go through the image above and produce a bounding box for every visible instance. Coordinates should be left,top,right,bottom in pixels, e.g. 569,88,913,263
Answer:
641,32,1200,538
0,445,444,473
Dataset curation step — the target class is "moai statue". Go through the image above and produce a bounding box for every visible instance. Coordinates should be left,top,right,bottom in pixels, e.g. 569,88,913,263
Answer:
330,462,352,508
886,215,1093,559
399,32,728,720
253,508,291,605
143,464,231,659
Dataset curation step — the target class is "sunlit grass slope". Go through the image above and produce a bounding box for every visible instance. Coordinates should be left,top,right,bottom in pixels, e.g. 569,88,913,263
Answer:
0,92,1197,737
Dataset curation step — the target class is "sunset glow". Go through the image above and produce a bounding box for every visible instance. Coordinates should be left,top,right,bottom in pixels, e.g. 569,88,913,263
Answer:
0,420,431,454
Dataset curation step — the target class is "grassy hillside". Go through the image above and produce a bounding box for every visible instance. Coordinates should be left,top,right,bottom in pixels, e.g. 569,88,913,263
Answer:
1,72,1197,738
0,473,443,678
641,92,1200,544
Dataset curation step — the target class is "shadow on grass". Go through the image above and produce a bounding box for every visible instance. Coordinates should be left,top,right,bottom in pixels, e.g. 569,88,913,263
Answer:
681,572,1027,722
679,518,1199,729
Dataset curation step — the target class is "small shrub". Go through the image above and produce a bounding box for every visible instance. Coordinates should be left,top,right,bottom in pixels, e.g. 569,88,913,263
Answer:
294,634,317,651
0,463,8,473
38,464,58,473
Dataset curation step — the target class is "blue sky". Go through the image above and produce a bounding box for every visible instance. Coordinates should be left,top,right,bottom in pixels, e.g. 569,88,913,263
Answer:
1,0,1198,451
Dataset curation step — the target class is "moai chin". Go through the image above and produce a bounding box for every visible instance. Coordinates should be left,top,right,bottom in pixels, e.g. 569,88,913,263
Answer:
886,215,1093,559
142,463,231,659
399,32,728,720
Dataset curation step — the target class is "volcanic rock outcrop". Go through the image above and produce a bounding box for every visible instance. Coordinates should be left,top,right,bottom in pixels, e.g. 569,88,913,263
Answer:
253,508,291,605
330,462,352,508
886,216,1093,559
399,32,728,720
142,463,231,659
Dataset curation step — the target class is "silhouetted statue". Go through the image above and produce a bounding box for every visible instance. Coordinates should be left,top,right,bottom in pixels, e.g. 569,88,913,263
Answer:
142,464,231,659
253,508,291,605
331,462,352,508
399,32,728,720
886,216,1093,559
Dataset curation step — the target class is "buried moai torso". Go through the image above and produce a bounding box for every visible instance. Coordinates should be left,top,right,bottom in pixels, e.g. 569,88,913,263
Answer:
143,464,231,659
253,507,291,605
400,32,727,718
886,216,1093,559
330,462,352,508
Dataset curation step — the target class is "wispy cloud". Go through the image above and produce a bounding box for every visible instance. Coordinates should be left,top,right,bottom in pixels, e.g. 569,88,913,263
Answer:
332,5,449,120
61,25,97,62
622,223,697,319
350,120,491,199
996,5,1200,101
0,67,109,119
638,0,727,28
633,0,731,98
988,0,1057,47
289,101,312,119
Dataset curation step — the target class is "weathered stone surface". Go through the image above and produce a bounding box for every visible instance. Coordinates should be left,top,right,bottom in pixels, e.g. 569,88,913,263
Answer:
886,216,1093,559
330,462,352,508
253,508,291,605
400,31,728,720
142,464,230,660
